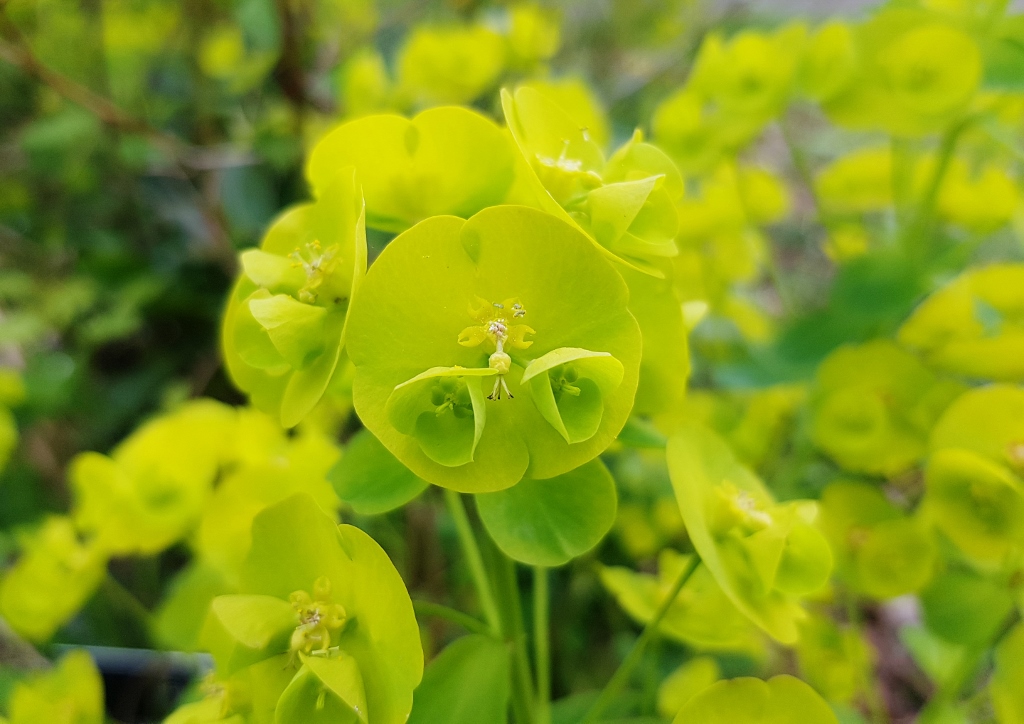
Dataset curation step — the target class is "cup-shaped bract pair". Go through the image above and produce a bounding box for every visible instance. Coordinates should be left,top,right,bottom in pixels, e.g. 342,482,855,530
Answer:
818,481,936,599
345,205,642,493
822,9,981,136
899,264,1024,382
671,675,838,724
0,516,107,643
501,85,683,275
307,107,514,233
667,425,833,644
224,168,366,428
923,385,1024,563
600,549,764,654
197,494,422,724
809,340,964,477
68,400,238,556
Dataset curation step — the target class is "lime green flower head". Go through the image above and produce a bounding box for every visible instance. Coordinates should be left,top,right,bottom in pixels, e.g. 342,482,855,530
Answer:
671,675,838,724
900,264,1024,381
223,168,366,427
814,146,893,215
798,21,858,103
5,650,104,724
307,107,514,234
688,23,807,123
338,48,392,119
823,10,981,136
0,516,107,643
600,549,764,654
395,24,506,107
502,86,683,275
506,5,561,70
795,614,874,706
934,160,1019,233
667,425,833,645
345,205,641,493
70,400,237,556
200,494,422,724
923,385,1024,563
809,340,964,477
818,481,936,599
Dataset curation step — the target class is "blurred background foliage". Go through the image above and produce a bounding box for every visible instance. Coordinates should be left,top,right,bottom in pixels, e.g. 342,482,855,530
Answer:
3,0,1024,721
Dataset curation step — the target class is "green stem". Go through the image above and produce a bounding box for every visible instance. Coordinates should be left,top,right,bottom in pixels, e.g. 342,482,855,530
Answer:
496,553,536,724
844,593,890,724
444,489,502,636
413,600,493,638
534,566,551,724
581,555,701,724
901,118,971,259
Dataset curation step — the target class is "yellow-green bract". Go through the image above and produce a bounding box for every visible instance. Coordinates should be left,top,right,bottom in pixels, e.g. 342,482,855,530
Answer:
818,481,936,599
4,650,104,724
923,384,1024,563
600,549,763,653
345,205,642,493
223,167,366,428
671,675,838,723
808,340,964,477
666,425,832,644
306,107,514,233
900,264,1024,382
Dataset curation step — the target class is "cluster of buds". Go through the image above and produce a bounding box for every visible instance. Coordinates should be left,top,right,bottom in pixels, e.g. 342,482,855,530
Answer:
288,576,348,656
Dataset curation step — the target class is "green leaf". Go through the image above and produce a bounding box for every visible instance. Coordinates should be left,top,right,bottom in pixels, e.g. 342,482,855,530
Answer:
476,458,617,566
672,675,838,723
407,635,510,724
329,430,428,515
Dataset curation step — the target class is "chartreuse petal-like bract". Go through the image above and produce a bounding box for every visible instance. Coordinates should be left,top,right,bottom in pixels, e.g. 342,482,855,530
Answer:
501,85,684,276
672,675,838,724
198,493,422,724
818,481,936,599
345,205,641,493
306,107,514,233
600,548,764,653
5,650,104,724
899,264,1024,382
667,425,832,644
224,167,366,427
809,340,964,477
923,385,1024,563
0,516,107,643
